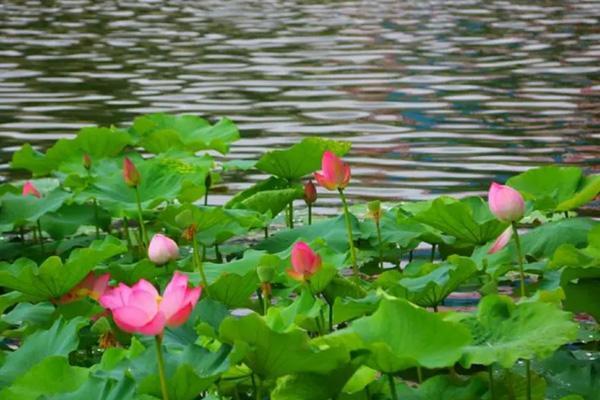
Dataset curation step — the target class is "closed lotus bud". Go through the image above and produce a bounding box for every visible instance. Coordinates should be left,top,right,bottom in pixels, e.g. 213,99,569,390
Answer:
368,200,382,222
123,157,141,187
286,241,322,282
303,180,317,205
488,182,525,222
83,153,92,170
148,233,179,265
22,181,41,198
314,151,351,191
257,264,275,283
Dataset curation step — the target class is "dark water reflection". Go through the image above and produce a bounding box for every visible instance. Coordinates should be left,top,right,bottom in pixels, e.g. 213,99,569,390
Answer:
0,0,599,212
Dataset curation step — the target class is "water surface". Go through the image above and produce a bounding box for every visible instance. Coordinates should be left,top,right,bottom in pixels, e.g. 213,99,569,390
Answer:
1,0,599,212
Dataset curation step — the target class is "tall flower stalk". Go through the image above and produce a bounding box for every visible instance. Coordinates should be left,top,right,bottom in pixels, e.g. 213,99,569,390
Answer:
314,151,358,279
155,335,170,400
123,157,148,249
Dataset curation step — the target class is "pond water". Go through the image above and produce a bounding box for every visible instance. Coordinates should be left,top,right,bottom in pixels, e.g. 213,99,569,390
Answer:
1,0,599,212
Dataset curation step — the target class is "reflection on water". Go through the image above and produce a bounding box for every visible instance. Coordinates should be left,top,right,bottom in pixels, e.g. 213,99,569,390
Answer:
0,0,599,212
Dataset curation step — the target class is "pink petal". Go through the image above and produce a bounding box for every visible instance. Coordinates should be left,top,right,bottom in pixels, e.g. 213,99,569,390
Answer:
160,273,188,320
99,283,132,309
113,305,156,329
314,171,337,191
488,182,525,222
488,227,512,254
138,312,167,335
132,279,159,298
166,303,193,327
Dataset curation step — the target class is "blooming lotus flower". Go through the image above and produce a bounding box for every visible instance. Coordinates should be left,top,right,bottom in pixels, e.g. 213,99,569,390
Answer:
488,227,512,254
59,272,110,303
22,181,41,198
303,180,317,205
123,157,141,187
100,272,201,335
314,151,351,191
148,233,179,265
488,182,525,222
287,242,322,281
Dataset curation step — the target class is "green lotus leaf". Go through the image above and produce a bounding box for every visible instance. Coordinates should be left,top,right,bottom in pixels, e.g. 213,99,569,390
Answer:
77,155,210,216
384,255,478,309
535,349,600,399
228,182,304,217
0,188,71,232
208,270,258,308
395,374,489,400
332,291,380,324
255,137,351,180
487,368,547,400
40,203,111,239
11,127,131,176
0,317,87,388
507,166,600,212
46,375,138,400
130,113,239,154
340,296,472,373
0,356,88,400
1,301,55,329
459,295,578,368
219,312,350,379
0,236,126,300
414,196,508,247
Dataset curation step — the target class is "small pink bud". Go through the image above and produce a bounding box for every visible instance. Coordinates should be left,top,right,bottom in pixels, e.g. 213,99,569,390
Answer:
303,180,317,205
123,157,141,187
488,227,512,254
488,182,525,222
99,272,201,335
287,241,322,281
148,233,179,265
314,151,351,191
22,181,41,198
83,153,92,170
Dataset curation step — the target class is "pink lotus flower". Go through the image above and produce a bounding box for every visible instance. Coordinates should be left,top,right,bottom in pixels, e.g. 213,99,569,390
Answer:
287,242,322,281
123,157,141,187
148,233,179,265
100,272,201,335
314,151,351,191
488,182,525,222
303,180,317,205
59,272,111,303
488,227,512,254
22,181,41,198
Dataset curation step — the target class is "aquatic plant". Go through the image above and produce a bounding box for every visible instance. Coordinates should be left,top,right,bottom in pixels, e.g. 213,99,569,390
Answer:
0,113,598,400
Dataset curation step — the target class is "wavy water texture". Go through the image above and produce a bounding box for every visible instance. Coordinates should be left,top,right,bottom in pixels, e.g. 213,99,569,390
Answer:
0,0,598,213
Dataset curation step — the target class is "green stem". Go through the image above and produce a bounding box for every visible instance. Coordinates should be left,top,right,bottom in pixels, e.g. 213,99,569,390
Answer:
506,369,516,400
417,366,423,384
306,283,324,335
36,219,44,254
123,217,132,250
215,243,222,263
134,186,148,249
308,203,312,225
262,289,270,315
264,226,269,239
154,335,170,400
525,360,532,400
375,220,384,270
192,235,209,293
387,374,398,400
430,244,436,262
338,189,358,279
489,365,496,400
288,201,294,228
251,374,257,398
328,300,334,332
204,189,209,206
93,198,100,239
511,222,527,298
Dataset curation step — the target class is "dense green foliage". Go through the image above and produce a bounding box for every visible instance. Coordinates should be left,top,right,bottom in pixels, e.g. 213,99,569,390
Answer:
0,113,598,400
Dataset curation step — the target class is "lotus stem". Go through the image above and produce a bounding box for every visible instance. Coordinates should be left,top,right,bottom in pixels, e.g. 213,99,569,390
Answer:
215,243,222,263
36,219,44,254
375,218,384,270
192,234,209,293
417,366,423,384
430,244,436,262
154,335,170,400
510,222,527,298
123,217,132,250
328,300,334,332
489,365,496,400
93,198,100,239
525,360,532,400
308,203,312,225
264,226,269,239
134,186,148,249
288,202,294,229
338,189,358,280
387,374,398,400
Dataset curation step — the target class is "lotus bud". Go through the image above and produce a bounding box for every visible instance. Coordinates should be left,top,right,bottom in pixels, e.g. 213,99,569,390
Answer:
22,181,41,198
148,233,179,265
303,179,317,205
287,241,322,282
368,200,382,222
488,182,525,222
83,153,92,170
314,151,351,191
123,157,141,187
488,227,512,254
